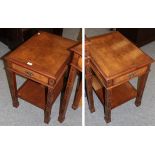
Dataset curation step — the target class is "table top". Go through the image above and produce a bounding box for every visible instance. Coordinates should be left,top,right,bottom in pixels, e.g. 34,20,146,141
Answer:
87,31,154,80
5,32,76,79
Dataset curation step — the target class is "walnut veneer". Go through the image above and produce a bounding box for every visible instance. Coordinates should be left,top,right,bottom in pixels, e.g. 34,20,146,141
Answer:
4,31,76,124
85,31,154,123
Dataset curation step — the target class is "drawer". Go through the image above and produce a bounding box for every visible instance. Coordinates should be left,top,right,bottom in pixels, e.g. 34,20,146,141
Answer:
12,63,48,84
113,66,147,85
78,57,82,70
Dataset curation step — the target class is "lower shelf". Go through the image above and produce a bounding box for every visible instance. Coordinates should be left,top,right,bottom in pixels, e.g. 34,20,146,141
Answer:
92,75,137,109
18,80,46,110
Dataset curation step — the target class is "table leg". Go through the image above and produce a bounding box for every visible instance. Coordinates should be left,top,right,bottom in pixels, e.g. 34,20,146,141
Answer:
6,69,19,108
104,88,112,123
58,66,77,123
44,86,54,124
60,73,68,104
72,77,82,110
135,69,149,107
85,67,95,113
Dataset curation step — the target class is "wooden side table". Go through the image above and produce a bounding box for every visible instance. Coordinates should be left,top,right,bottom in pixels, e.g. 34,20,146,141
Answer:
58,43,82,123
86,32,154,123
4,32,76,124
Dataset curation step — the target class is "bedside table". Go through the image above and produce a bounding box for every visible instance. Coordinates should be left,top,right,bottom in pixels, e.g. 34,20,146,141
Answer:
86,32,154,123
4,31,76,124
58,43,82,123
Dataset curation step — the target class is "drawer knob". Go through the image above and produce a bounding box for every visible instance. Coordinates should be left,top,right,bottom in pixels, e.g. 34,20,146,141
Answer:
27,62,32,66
25,71,33,77
128,73,135,79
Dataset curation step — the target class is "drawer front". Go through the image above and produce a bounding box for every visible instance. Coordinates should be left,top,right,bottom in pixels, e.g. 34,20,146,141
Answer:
12,63,48,84
113,66,147,85
78,57,82,70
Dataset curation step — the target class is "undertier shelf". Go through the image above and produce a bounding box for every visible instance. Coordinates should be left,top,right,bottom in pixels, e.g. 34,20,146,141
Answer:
92,76,137,109
18,80,46,109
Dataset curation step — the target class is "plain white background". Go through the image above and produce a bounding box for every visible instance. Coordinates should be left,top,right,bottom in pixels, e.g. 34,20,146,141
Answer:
0,0,155,155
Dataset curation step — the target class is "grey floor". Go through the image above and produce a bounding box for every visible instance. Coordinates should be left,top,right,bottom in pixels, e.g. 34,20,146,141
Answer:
85,28,155,126
0,28,82,126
